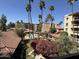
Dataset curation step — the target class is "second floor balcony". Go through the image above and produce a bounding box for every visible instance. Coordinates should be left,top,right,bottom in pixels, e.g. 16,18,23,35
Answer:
72,17,79,24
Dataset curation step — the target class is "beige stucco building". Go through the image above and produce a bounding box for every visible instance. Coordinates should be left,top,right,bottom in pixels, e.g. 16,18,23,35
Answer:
64,12,79,42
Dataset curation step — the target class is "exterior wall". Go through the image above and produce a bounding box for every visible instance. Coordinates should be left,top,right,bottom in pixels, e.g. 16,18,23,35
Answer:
64,13,79,42
41,23,51,33
64,15,73,36
34,24,37,32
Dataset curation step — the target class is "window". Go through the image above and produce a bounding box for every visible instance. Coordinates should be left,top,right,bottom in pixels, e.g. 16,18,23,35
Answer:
66,17,68,20
66,23,68,26
65,28,68,31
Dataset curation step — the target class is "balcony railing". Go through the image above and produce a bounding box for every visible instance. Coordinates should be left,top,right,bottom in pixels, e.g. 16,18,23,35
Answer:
72,18,79,24
72,21,79,24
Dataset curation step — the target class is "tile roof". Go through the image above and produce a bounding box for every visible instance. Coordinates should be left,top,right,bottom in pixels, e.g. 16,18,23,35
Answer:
0,31,21,57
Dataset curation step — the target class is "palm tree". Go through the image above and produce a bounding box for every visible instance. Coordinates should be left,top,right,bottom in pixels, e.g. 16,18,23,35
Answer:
67,0,78,41
49,5,54,15
68,0,78,14
58,21,63,25
46,14,54,29
28,0,34,24
39,0,45,23
37,14,43,38
38,14,42,24
26,0,34,39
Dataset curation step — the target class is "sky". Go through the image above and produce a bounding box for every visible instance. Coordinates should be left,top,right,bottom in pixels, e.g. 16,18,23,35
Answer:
0,0,79,25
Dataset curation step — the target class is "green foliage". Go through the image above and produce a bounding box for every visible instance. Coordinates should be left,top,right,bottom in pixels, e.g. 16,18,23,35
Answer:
50,24,56,33
39,0,45,10
45,14,54,23
15,28,26,38
24,23,29,28
26,3,31,12
58,31,76,56
50,27,56,33
49,5,54,11
38,14,43,24
1,14,7,24
15,20,25,29
7,22,15,29
0,14,7,31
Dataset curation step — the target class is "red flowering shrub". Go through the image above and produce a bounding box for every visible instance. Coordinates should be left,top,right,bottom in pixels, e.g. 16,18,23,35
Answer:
31,40,58,58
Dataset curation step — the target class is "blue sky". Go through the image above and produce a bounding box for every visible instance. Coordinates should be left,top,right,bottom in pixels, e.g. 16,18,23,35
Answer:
0,0,79,25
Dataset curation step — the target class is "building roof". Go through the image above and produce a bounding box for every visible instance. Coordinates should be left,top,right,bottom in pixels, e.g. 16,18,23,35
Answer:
0,31,21,57
55,24,63,30
65,12,79,16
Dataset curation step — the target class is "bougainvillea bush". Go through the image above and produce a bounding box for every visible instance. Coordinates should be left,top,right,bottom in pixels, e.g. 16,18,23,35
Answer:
31,40,58,58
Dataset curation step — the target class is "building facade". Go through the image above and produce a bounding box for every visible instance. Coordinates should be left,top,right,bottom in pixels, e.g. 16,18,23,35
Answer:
64,12,79,42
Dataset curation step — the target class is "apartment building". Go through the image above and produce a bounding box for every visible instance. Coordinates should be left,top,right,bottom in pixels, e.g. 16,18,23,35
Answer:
64,12,79,42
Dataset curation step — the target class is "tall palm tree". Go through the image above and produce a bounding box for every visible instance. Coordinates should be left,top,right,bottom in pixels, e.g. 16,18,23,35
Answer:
45,13,54,29
49,5,54,15
39,0,45,23
37,14,43,38
26,0,34,27
67,0,78,41
28,0,34,24
38,14,42,24
26,0,34,39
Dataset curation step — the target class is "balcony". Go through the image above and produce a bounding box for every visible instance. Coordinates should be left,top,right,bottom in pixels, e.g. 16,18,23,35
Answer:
71,34,79,37
71,28,79,31
71,17,79,25
72,21,79,25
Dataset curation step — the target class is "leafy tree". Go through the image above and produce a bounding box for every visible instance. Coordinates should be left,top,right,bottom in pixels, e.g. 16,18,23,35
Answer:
0,14,7,31
50,24,56,33
15,28,26,39
21,20,24,24
8,22,15,29
15,20,25,29
58,31,75,56
23,23,29,29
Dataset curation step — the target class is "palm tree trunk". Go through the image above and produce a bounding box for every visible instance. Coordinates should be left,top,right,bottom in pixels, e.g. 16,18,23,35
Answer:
28,0,34,40
51,11,53,33
41,8,43,23
28,12,30,40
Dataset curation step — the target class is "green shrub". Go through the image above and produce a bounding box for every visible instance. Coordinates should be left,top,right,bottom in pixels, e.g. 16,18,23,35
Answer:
15,28,26,38
50,27,56,33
